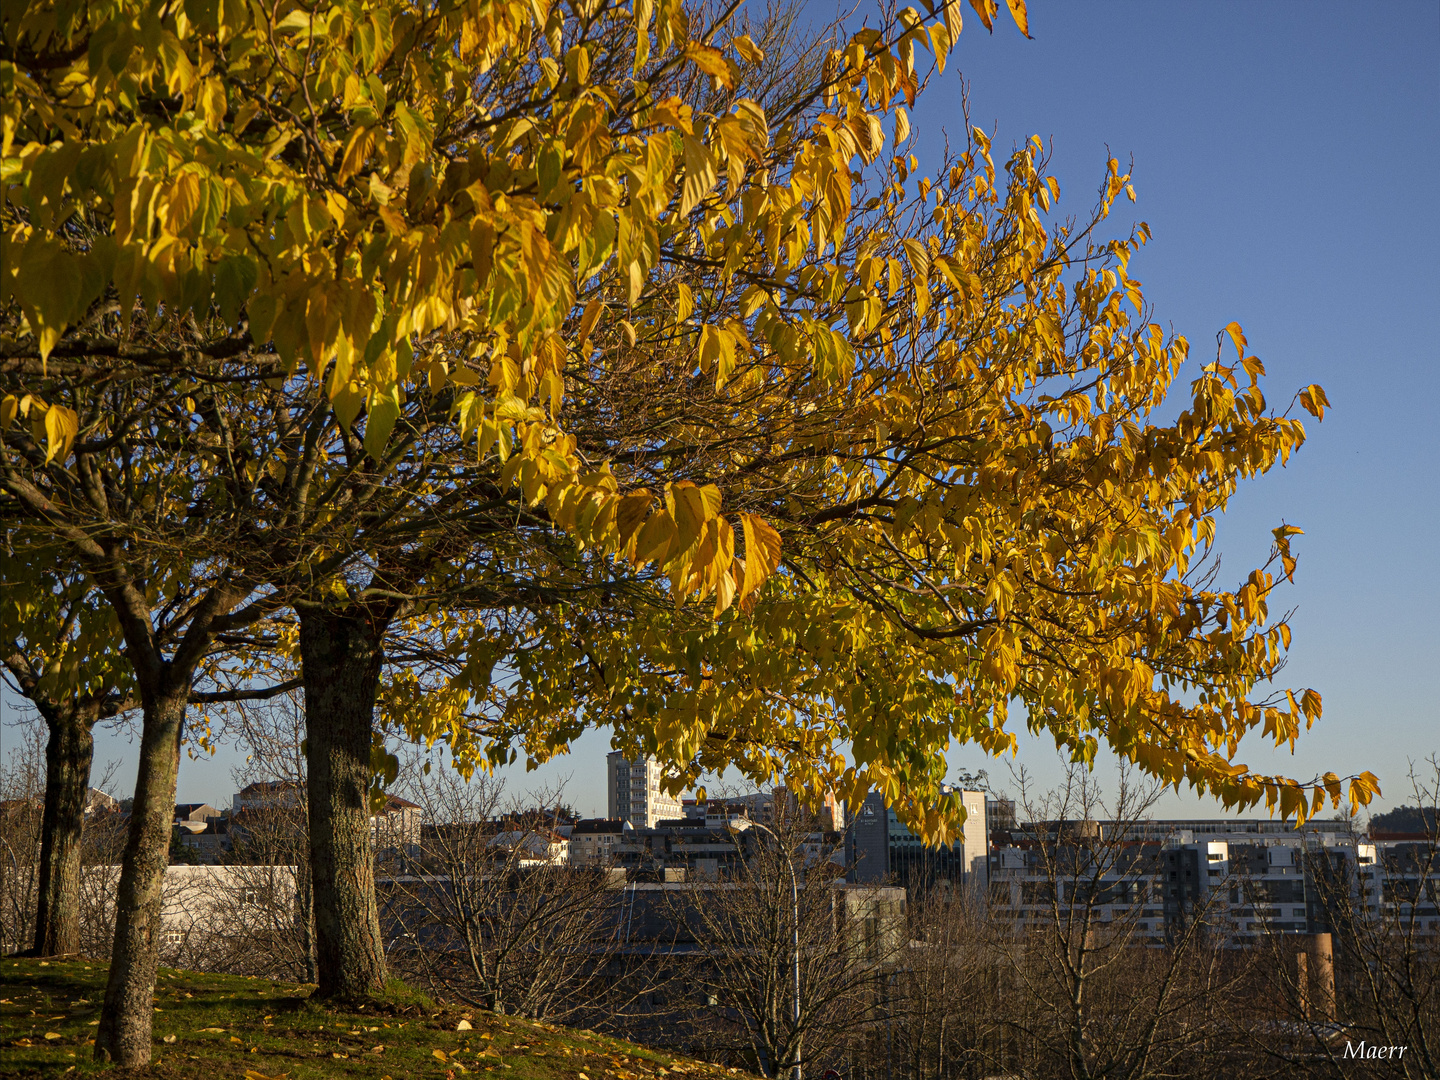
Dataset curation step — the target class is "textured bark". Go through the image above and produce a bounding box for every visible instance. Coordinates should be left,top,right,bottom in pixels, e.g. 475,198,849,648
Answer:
32,713,94,956
93,687,186,1065
300,607,388,1001
294,811,319,984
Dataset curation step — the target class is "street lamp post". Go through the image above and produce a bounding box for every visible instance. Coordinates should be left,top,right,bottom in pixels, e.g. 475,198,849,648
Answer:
728,816,802,1080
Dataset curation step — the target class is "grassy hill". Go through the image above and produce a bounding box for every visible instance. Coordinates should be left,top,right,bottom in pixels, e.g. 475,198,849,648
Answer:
1,957,749,1079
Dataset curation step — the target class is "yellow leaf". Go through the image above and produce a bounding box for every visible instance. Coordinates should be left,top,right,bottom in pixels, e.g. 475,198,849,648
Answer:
577,297,603,345
732,35,765,65
362,385,401,460
200,78,227,128
940,0,963,47
680,135,718,218
337,126,375,184
893,106,911,147
1298,383,1330,420
43,405,79,464
616,491,654,544
713,566,737,617
164,173,201,236
684,44,736,89
160,31,195,96
1224,320,1247,360
738,512,781,604
633,510,676,567
671,482,718,552
1005,0,1031,37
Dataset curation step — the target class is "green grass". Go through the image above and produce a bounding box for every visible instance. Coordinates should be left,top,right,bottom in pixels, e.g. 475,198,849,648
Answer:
0,957,748,1079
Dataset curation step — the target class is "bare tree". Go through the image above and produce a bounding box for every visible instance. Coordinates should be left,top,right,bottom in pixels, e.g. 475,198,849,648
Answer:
383,765,619,1020
879,882,1004,1080
678,804,900,1078
1245,759,1440,1079
991,763,1252,1080
221,693,317,981
0,722,44,954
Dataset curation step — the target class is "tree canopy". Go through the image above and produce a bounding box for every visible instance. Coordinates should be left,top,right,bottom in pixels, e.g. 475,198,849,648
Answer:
4,0,1373,849
2,0,1384,1061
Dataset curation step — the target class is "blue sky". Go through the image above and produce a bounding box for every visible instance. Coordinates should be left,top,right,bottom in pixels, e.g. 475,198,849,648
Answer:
904,0,1440,816
3,1,1436,820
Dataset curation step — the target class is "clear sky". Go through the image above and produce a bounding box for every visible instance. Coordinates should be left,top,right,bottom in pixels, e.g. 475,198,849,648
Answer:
904,0,1440,816
3,1,1436,821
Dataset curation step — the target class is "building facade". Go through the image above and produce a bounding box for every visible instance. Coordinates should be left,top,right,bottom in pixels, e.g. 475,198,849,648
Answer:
564,818,625,866
606,752,684,828
985,818,1389,945
850,787,989,892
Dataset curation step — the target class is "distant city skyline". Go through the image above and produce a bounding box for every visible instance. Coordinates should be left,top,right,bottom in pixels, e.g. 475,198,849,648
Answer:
3,2,1436,823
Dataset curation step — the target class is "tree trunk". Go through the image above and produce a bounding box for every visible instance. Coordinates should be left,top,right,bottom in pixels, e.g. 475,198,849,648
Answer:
32,712,94,956
298,841,319,984
300,607,388,1001
94,689,186,1065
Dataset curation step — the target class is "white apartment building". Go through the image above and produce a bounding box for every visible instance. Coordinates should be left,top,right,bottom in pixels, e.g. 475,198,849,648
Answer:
487,827,570,867
606,752,684,828
986,823,1388,944
73,864,298,959
563,819,625,866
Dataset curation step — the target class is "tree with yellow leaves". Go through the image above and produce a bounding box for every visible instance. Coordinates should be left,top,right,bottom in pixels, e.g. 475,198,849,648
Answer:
2,0,1376,1066
466,126,1370,840
3,0,967,1058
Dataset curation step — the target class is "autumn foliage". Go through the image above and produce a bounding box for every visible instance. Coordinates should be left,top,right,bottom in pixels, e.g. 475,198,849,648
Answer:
1,0,1377,1060
3,0,1375,831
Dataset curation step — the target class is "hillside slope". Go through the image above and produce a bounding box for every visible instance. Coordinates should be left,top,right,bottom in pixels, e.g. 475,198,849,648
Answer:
0,958,751,1079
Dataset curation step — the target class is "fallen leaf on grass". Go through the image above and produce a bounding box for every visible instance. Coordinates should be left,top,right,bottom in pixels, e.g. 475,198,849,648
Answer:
457,1020,472,1031
162,1035,177,1044
45,1032,62,1040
